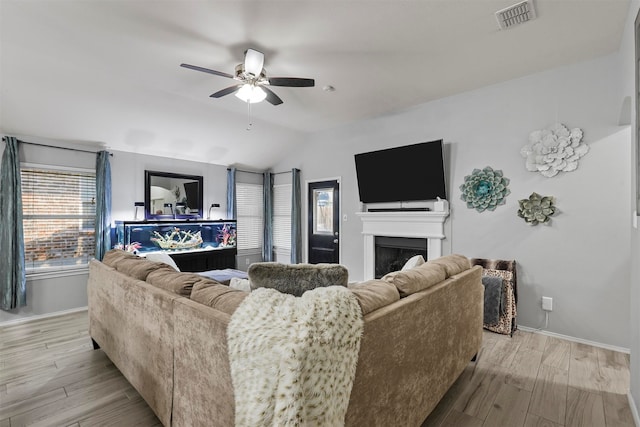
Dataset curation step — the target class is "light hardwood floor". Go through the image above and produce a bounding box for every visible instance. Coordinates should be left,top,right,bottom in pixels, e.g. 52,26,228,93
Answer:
0,311,634,427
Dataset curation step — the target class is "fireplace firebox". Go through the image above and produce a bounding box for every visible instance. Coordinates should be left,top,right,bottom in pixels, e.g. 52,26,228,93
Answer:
375,236,427,278
356,209,449,280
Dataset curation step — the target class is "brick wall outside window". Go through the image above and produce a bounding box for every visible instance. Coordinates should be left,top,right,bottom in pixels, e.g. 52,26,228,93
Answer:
21,167,96,270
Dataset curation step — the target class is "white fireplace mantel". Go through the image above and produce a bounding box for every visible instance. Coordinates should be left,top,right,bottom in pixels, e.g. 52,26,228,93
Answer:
356,209,449,280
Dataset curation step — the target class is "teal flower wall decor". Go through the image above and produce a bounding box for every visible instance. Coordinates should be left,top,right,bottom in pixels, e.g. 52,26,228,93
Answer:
517,192,555,225
459,167,511,212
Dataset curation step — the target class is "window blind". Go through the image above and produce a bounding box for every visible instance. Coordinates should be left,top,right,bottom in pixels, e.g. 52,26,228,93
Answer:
236,182,264,250
21,166,96,270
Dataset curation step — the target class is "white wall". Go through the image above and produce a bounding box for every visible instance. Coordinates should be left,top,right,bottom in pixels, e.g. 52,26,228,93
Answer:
109,150,228,222
618,0,640,417
274,53,632,349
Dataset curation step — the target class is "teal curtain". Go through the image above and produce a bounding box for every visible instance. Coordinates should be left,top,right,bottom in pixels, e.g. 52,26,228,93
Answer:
226,168,236,219
291,168,302,264
0,137,26,310
262,172,273,262
95,151,112,261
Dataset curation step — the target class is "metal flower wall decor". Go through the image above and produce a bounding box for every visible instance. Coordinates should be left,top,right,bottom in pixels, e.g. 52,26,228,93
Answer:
460,166,510,212
517,192,556,225
521,123,588,178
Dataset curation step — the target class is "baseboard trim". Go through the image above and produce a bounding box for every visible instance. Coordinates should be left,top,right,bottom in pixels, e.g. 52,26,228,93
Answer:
517,324,630,354
629,393,640,427
0,306,88,328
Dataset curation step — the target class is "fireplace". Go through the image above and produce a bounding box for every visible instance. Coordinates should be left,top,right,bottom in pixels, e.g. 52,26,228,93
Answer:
375,236,427,278
356,208,449,280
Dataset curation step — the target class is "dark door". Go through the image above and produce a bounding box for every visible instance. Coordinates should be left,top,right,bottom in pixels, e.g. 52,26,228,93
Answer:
308,180,340,264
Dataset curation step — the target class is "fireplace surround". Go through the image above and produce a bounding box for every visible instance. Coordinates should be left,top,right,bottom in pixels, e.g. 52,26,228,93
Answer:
356,209,449,280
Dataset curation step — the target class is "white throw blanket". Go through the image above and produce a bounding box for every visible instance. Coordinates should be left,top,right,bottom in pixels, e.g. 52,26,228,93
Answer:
227,286,364,427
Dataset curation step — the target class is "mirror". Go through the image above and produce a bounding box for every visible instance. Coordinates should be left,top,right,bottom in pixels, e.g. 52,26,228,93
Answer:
144,170,203,219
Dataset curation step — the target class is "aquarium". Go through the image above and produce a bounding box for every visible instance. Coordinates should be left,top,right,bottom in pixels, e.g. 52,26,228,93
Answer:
114,220,236,255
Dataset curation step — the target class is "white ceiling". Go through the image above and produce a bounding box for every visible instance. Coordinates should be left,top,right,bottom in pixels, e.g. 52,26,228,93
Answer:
0,0,630,170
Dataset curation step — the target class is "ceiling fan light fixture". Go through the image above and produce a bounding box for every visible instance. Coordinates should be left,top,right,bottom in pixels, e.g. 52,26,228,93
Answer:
235,84,267,103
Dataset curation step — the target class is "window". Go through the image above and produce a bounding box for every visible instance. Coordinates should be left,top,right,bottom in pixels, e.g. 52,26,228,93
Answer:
312,187,334,235
273,183,292,251
21,165,96,270
236,182,263,251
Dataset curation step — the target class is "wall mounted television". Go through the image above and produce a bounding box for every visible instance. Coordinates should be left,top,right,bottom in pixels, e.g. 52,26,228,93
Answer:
354,140,446,204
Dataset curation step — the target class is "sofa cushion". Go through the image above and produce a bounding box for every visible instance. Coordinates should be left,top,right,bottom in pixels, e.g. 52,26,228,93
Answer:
348,279,400,315
429,254,471,277
114,257,172,281
382,262,447,297
248,262,348,297
102,249,138,268
190,281,248,315
144,252,180,272
146,269,209,297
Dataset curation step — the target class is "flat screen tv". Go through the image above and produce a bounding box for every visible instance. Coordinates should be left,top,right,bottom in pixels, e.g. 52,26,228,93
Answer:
354,140,446,204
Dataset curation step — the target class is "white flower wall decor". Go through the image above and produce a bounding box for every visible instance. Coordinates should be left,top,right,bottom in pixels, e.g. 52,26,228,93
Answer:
520,123,588,178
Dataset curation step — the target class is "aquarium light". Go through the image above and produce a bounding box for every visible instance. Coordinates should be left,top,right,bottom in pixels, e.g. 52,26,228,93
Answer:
208,203,221,220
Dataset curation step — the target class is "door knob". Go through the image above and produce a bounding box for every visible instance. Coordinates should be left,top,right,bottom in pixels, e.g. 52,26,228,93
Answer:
333,239,339,244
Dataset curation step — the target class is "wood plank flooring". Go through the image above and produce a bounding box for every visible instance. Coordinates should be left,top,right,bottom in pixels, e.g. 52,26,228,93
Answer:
423,329,635,427
0,311,160,427
0,311,634,426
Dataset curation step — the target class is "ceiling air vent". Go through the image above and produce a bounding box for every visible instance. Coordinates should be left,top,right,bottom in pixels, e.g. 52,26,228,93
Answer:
495,0,537,30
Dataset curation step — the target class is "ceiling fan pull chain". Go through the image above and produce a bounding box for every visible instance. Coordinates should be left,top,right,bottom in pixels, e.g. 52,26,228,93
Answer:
246,99,253,131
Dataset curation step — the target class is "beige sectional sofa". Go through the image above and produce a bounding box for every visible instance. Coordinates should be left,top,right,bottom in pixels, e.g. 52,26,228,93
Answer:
88,249,483,427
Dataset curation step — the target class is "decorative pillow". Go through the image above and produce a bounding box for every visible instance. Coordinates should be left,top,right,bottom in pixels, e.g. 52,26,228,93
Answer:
348,279,400,315
145,252,180,272
401,254,425,271
229,277,252,292
428,254,471,277
248,262,348,297
382,262,447,297
146,270,213,297
102,249,138,268
114,257,171,281
190,281,248,315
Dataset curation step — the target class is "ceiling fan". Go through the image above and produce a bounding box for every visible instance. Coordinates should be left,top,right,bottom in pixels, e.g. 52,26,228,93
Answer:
180,49,315,106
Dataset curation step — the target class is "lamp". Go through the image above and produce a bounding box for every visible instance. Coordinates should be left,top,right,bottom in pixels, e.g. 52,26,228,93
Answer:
208,203,221,220
175,202,186,215
235,84,267,104
134,202,144,220
164,203,174,217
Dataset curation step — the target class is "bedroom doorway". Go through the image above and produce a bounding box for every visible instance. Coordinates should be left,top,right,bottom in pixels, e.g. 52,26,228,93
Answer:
307,179,340,264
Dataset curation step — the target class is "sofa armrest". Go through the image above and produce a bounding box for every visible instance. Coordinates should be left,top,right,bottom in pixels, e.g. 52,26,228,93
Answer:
87,259,180,427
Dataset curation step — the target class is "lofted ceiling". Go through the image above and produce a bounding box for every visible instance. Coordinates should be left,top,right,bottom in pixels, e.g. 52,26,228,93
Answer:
0,0,630,170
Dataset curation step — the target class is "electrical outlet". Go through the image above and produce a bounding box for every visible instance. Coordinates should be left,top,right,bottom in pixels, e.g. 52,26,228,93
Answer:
245,258,250,265
542,296,553,311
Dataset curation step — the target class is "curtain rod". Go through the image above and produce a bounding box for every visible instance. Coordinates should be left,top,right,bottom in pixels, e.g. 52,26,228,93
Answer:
229,168,292,175
19,140,113,156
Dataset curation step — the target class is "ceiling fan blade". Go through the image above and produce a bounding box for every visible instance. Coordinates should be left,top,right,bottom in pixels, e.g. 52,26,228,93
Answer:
244,49,264,77
261,86,283,105
180,63,234,79
268,77,315,87
210,85,242,98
